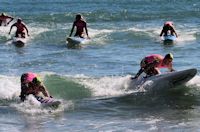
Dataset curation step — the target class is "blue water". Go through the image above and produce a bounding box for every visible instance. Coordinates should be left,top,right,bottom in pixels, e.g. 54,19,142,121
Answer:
0,0,200,131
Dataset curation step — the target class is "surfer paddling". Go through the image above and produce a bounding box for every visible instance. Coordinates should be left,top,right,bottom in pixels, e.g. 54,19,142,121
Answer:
9,18,29,38
69,14,90,39
132,53,175,79
20,72,51,101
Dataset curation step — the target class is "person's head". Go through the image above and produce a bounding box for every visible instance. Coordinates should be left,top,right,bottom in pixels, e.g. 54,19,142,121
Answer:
1,13,5,16
75,14,82,21
164,21,173,28
163,53,173,65
32,77,42,86
17,18,22,23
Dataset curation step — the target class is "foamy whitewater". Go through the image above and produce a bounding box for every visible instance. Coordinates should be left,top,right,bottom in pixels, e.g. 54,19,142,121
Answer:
0,0,200,131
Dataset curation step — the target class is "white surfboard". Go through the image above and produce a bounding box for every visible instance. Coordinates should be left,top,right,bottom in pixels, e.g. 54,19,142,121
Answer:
12,37,27,47
35,96,61,108
66,37,89,48
129,68,197,92
163,35,176,43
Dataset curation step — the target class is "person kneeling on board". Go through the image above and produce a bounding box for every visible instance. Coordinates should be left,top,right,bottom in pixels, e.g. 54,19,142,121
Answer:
132,53,175,79
20,72,51,102
69,14,90,39
160,21,178,37
9,18,29,38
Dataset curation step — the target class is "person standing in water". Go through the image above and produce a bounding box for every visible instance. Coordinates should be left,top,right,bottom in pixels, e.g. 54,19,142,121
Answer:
69,14,90,39
0,13,14,26
9,18,29,38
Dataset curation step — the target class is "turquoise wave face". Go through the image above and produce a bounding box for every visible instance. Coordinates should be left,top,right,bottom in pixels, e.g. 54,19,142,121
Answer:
43,74,92,100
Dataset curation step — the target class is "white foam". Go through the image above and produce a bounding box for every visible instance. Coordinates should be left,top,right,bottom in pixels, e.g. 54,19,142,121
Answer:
186,75,200,87
11,94,72,115
0,75,20,99
79,75,133,97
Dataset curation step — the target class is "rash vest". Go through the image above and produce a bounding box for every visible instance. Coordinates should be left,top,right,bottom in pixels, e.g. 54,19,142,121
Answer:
144,54,168,68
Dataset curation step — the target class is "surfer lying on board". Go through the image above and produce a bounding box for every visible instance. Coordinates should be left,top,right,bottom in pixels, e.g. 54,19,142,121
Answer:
0,13,14,26
9,18,29,38
20,72,51,101
160,21,178,37
69,14,90,39
132,53,175,79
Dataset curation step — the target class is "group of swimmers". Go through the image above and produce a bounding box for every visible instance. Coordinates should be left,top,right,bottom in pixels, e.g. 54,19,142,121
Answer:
0,13,179,102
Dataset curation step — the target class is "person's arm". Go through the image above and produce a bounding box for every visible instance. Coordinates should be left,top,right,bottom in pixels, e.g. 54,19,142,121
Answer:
69,22,75,37
172,27,178,37
168,63,175,72
23,24,29,36
8,24,15,34
6,16,14,25
84,22,90,39
160,29,164,37
38,85,50,97
20,84,28,101
133,68,144,79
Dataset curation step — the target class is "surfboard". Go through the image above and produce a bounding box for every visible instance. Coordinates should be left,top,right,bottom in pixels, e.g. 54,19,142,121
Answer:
12,37,27,47
129,68,197,92
163,35,176,44
66,37,89,48
35,96,61,108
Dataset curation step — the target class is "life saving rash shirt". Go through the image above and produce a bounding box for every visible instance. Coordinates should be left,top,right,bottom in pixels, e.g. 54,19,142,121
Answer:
144,54,169,68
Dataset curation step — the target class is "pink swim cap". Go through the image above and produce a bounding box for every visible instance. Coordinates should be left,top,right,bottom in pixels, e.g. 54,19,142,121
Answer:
164,21,173,26
26,72,37,82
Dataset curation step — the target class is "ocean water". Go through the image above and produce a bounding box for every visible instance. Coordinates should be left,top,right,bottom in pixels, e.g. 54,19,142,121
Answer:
0,0,200,131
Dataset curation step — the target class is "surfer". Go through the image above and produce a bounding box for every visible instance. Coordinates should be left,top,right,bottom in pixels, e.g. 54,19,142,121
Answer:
8,18,29,38
0,13,14,26
132,53,175,79
160,21,178,37
69,14,90,39
20,72,51,101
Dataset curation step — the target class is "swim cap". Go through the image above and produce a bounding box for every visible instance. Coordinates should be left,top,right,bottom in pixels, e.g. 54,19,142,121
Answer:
164,21,173,26
165,53,173,60
26,72,37,82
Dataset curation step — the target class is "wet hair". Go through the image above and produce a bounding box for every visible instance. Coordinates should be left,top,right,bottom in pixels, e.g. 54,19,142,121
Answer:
21,73,28,83
17,18,22,23
165,53,173,60
76,14,82,20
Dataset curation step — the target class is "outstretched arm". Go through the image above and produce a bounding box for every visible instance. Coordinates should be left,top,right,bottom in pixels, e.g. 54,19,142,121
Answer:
132,68,144,79
6,16,14,25
8,24,15,34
